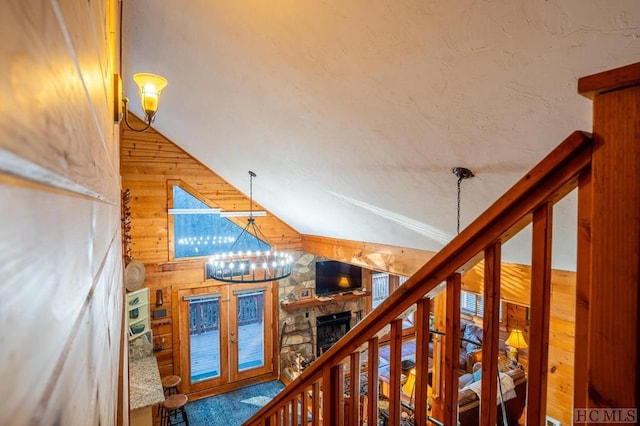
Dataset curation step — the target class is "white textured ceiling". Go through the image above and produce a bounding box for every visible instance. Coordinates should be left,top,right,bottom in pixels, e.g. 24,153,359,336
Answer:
122,1,640,271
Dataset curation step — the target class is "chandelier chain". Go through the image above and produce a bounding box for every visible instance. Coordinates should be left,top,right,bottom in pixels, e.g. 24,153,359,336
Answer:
457,177,462,235
452,167,474,235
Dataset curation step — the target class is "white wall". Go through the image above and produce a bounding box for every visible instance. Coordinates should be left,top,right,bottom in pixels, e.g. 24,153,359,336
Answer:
0,0,124,424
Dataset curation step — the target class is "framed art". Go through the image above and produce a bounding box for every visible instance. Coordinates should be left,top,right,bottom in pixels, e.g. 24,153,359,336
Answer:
299,288,312,299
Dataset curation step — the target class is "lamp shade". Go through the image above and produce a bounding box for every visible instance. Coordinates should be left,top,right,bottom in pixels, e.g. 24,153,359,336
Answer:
133,73,168,118
505,329,528,349
338,276,350,288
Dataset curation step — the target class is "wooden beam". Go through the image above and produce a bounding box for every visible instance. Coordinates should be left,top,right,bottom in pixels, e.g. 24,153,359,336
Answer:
527,203,553,424
480,243,501,426
444,274,461,426
414,298,432,426
301,234,435,276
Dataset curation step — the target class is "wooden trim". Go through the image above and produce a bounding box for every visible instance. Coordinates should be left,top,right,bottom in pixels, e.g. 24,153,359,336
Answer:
480,243,501,426
574,169,592,409
527,203,553,424
444,274,461,426
578,61,640,99
414,298,431,425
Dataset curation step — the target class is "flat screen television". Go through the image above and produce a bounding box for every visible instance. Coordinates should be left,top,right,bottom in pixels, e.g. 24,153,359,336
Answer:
315,261,362,296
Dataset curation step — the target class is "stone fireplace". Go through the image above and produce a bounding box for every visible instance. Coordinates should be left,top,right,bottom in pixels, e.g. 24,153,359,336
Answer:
316,311,351,356
278,253,367,381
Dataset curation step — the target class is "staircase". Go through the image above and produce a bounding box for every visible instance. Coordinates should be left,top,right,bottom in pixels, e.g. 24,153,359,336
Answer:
244,63,640,426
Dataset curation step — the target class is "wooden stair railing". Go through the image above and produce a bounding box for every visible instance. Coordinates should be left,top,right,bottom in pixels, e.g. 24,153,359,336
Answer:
244,62,640,426
244,130,592,426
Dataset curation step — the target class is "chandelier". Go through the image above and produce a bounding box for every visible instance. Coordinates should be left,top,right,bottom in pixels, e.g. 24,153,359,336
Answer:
206,171,293,283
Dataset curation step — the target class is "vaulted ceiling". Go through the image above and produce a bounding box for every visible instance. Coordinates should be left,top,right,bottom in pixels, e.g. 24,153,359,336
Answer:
122,1,640,271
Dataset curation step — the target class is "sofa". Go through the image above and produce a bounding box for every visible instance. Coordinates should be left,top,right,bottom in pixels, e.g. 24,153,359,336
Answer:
457,367,527,426
429,322,486,373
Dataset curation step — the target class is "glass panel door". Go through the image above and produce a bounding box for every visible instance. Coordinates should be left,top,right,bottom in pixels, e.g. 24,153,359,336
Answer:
178,287,229,394
178,282,274,393
230,284,273,381
189,296,221,382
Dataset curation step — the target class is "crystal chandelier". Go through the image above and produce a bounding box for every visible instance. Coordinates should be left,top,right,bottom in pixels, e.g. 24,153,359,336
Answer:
206,171,293,283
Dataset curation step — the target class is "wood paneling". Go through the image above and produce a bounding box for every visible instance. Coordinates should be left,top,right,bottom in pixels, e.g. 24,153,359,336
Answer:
121,115,302,265
0,0,122,423
121,113,302,380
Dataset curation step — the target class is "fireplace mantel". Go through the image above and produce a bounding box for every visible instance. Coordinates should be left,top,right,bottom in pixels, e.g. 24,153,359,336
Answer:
280,291,370,312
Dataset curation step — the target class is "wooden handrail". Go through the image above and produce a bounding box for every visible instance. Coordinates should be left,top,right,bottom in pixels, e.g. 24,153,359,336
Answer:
245,130,592,425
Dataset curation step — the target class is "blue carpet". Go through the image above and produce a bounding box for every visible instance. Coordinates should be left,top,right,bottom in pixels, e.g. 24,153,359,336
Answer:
185,381,285,426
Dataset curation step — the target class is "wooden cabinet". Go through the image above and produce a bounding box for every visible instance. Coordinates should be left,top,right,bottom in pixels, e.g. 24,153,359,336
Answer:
127,288,150,341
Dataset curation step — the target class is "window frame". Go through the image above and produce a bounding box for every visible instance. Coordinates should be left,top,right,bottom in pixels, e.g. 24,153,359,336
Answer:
167,180,262,261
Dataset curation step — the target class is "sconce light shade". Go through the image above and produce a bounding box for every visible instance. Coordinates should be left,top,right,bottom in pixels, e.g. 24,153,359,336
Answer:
133,73,168,120
116,72,168,132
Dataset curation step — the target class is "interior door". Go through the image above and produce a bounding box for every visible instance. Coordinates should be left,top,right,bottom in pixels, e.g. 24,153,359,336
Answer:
177,282,274,394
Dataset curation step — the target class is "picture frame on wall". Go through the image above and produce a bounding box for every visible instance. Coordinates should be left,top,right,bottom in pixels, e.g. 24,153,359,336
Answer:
299,288,312,299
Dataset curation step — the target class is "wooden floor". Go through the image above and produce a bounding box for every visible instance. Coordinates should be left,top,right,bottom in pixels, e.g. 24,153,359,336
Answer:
190,322,265,381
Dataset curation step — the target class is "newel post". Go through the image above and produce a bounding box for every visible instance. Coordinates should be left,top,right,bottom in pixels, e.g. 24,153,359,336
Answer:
576,62,640,412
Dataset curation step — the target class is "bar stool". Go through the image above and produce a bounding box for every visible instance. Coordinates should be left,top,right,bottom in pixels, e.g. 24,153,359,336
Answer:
161,375,182,395
160,394,189,426
158,375,182,418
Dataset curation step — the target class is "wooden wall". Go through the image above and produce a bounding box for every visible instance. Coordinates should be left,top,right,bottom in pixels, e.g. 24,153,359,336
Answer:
0,0,123,424
463,263,575,425
120,116,303,377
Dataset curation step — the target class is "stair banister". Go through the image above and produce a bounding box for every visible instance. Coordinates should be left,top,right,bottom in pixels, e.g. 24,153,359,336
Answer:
246,130,592,425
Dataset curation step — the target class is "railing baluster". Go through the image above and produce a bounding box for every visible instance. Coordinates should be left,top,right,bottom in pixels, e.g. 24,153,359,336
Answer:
367,337,380,426
349,351,361,426
388,319,403,426
527,202,554,424
414,297,431,426
444,274,461,426
480,242,501,426
312,381,320,425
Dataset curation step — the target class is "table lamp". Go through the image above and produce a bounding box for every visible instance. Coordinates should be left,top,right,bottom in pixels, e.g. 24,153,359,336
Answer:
505,329,528,366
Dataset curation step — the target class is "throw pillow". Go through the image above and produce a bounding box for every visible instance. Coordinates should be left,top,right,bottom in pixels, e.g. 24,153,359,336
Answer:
472,368,482,382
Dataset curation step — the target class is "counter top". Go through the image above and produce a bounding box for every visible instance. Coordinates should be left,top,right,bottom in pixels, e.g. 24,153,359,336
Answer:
130,355,165,410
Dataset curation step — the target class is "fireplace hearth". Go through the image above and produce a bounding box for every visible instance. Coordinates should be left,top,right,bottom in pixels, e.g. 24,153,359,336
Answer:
316,311,351,356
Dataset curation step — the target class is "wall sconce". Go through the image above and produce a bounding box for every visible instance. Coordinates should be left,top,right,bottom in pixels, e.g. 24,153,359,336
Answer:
114,72,168,132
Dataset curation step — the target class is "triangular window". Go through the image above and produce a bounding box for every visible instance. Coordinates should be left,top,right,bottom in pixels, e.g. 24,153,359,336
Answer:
172,185,270,259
